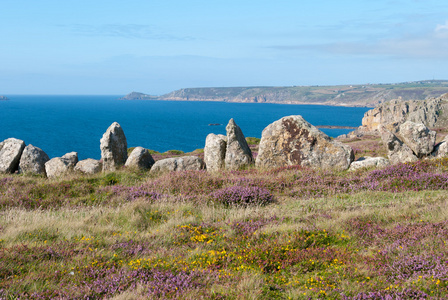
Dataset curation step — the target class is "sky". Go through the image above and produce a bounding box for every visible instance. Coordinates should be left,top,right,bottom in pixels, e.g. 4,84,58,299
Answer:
1,0,448,95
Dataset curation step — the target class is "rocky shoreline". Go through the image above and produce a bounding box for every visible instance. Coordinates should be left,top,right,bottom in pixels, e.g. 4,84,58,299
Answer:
2,93,448,178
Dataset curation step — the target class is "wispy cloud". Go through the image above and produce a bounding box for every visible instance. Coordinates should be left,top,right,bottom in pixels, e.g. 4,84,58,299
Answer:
59,23,194,41
269,21,448,59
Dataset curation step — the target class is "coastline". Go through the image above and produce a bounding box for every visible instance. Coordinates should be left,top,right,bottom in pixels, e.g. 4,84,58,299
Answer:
119,97,375,108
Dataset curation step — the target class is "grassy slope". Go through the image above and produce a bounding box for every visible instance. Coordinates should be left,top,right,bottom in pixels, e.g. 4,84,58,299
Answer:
1,140,448,299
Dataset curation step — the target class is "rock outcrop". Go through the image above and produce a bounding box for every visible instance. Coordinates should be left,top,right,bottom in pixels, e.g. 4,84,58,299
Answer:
45,152,79,178
224,119,254,170
349,156,390,171
381,130,418,165
18,144,50,176
150,156,205,174
0,138,26,173
255,115,354,170
359,95,448,134
396,121,436,158
204,134,227,172
125,147,155,170
74,159,102,175
100,122,128,171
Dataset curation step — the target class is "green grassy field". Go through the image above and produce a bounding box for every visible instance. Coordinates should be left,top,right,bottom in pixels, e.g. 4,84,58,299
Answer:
1,140,448,299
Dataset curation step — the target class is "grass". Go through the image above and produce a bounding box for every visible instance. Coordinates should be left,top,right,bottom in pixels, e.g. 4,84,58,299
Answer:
1,152,448,298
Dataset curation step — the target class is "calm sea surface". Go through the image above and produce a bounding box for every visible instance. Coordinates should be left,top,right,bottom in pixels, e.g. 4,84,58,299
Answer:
0,96,370,160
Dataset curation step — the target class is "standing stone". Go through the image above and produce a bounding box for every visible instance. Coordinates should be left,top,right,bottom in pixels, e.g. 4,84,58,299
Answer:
150,156,206,175
100,122,128,171
256,115,354,170
397,121,436,158
0,138,26,173
381,130,418,165
224,119,253,170
74,159,103,175
125,147,155,170
45,152,78,178
204,134,227,172
18,144,50,176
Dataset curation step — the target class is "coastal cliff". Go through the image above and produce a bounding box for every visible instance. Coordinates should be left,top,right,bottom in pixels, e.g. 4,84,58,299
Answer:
122,80,448,107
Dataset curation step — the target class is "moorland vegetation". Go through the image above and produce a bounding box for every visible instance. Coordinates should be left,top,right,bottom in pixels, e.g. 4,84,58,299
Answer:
1,136,448,299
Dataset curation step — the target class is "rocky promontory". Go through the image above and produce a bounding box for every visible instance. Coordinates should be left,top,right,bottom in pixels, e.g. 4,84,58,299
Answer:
0,96,9,101
118,92,157,100
356,93,448,134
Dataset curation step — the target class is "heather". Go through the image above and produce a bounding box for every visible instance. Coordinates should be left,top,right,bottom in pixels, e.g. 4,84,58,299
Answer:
1,158,448,299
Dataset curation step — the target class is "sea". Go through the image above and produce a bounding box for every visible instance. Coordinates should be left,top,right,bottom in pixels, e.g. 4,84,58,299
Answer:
0,95,370,160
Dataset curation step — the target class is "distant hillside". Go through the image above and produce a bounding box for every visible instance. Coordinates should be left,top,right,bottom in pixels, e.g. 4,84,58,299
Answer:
122,80,448,107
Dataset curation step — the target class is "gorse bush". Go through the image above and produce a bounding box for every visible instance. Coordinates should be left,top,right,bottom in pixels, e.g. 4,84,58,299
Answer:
210,185,274,206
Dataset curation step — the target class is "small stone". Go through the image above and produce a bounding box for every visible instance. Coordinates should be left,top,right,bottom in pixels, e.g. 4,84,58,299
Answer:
125,147,155,169
150,156,205,174
74,159,103,174
18,144,50,176
349,156,390,171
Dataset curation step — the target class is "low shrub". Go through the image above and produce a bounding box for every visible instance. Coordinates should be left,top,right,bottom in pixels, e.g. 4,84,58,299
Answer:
210,186,274,206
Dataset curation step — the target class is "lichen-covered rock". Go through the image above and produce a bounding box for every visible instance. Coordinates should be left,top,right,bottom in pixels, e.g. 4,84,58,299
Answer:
150,156,205,174
349,156,390,171
256,115,354,170
125,147,155,170
0,138,26,173
204,134,227,172
381,130,418,165
100,122,128,171
396,121,436,158
224,119,253,170
45,152,78,178
74,159,102,174
18,144,49,176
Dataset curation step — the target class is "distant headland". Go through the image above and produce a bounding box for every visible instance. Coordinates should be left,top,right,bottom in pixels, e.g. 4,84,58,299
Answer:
0,96,9,101
120,80,448,107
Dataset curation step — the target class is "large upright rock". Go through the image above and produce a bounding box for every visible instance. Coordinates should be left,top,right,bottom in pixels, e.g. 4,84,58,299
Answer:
396,121,436,158
204,134,227,172
381,130,418,165
150,156,205,174
18,144,50,176
224,119,253,170
100,122,128,171
125,147,155,170
45,152,79,178
0,138,26,173
256,115,354,170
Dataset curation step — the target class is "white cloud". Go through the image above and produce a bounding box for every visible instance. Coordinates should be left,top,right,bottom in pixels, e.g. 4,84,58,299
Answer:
435,20,448,32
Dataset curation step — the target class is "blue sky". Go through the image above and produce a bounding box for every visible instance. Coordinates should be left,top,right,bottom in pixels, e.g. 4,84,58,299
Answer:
1,0,448,95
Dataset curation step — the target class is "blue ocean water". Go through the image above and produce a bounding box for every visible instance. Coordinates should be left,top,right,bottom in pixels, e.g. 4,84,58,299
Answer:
0,96,370,160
